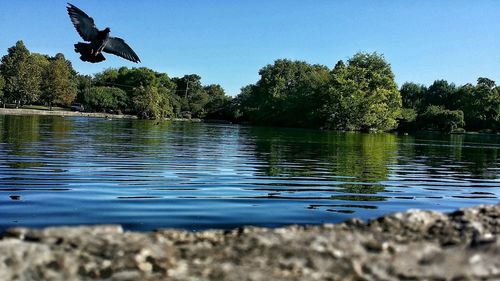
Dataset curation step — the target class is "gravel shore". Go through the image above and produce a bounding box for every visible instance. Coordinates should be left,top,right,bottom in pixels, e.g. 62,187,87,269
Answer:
1,204,499,280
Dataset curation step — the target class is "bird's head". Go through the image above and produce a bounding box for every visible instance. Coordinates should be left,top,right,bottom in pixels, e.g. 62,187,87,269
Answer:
104,27,111,33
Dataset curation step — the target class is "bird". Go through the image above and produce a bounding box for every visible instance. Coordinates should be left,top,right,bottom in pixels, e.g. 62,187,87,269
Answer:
66,3,141,63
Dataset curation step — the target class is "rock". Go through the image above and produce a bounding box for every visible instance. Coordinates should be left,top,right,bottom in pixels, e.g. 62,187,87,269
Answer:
0,204,498,280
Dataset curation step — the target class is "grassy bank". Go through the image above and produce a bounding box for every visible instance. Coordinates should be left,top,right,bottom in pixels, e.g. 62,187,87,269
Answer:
0,107,137,119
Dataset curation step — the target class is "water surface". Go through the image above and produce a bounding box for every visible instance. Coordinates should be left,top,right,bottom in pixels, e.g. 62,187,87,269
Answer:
0,115,498,231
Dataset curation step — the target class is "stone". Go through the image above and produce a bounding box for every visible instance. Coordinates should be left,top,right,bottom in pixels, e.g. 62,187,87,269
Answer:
0,204,498,280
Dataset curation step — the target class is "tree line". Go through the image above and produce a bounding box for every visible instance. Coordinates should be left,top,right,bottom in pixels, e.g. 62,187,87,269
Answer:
1,40,498,132
0,41,232,120
234,54,499,133
399,78,499,133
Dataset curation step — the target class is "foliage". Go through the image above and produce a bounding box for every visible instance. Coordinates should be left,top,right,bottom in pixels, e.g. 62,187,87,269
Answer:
41,54,77,109
324,53,402,131
84,87,127,113
90,67,233,120
172,74,208,118
204,84,233,119
93,67,179,118
400,77,499,132
237,59,330,127
236,53,401,131
0,41,43,107
418,105,465,132
424,80,456,108
131,86,173,119
75,74,92,104
0,74,4,104
1,40,497,129
400,82,427,112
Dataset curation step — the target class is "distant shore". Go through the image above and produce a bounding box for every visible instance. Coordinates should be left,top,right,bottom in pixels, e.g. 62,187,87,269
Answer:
0,108,211,122
0,107,137,119
0,204,498,280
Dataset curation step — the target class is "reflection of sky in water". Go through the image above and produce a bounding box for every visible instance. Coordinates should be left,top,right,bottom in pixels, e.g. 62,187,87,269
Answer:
0,115,499,231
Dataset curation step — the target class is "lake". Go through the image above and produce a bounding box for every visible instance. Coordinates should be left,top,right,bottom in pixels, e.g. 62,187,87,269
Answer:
0,114,498,231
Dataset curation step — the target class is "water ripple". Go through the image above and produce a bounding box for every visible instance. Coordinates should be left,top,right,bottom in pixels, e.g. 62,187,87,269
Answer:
0,115,499,231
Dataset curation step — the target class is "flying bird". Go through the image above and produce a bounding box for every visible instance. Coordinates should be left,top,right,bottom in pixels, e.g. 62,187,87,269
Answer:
67,3,140,63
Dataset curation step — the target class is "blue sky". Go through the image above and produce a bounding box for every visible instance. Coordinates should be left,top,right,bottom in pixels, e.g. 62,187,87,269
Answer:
1,1,499,96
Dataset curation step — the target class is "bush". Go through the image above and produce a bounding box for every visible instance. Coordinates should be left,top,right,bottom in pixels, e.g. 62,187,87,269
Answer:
84,87,127,113
131,86,173,119
397,108,418,131
419,105,465,132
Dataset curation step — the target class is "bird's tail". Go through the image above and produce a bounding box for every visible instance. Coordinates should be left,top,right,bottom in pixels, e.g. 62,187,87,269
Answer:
74,42,106,63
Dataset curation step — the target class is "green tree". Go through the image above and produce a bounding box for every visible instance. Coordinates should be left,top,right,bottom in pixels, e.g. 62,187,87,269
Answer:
31,53,50,107
92,67,177,117
94,68,120,87
0,74,4,106
419,105,465,132
451,78,499,132
132,86,173,119
469,78,499,131
400,82,427,112
237,59,329,127
41,54,77,109
325,52,402,131
204,84,233,119
75,74,92,104
424,80,456,108
0,41,42,107
172,74,208,118
234,84,257,122
84,86,127,113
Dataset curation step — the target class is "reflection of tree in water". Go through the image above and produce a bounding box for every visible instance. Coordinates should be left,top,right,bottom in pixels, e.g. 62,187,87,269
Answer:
247,127,397,184
327,133,398,182
83,119,174,156
0,115,40,155
398,132,500,179
85,120,234,168
336,183,386,194
0,115,48,170
49,117,72,138
44,116,74,154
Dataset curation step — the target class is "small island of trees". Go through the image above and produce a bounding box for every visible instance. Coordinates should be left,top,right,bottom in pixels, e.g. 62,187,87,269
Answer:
1,40,498,133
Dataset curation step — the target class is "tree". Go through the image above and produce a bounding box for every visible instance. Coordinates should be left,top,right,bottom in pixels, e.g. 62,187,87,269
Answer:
400,82,427,112
236,59,329,127
204,84,233,119
419,105,464,132
469,78,499,131
90,67,177,117
172,74,209,118
93,68,119,87
84,87,127,113
424,80,456,108
41,53,77,109
325,52,402,131
0,74,4,106
75,74,92,104
0,41,42,107
132,86,173,119
234,84,258,122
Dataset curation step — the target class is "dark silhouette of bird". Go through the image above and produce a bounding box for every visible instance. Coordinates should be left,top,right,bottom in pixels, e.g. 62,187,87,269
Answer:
67,3,140,63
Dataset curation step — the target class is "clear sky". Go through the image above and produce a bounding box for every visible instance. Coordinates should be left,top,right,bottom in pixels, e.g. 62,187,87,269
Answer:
1,1,499,96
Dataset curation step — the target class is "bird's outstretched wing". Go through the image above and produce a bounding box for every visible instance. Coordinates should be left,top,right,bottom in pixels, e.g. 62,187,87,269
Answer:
67,3,99,41
103,37,141,63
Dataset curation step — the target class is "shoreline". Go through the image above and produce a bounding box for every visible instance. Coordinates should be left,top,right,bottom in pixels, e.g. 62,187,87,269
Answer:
0,108,207,122
0,204,498,280
0,107,138,119
1,108,498,135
